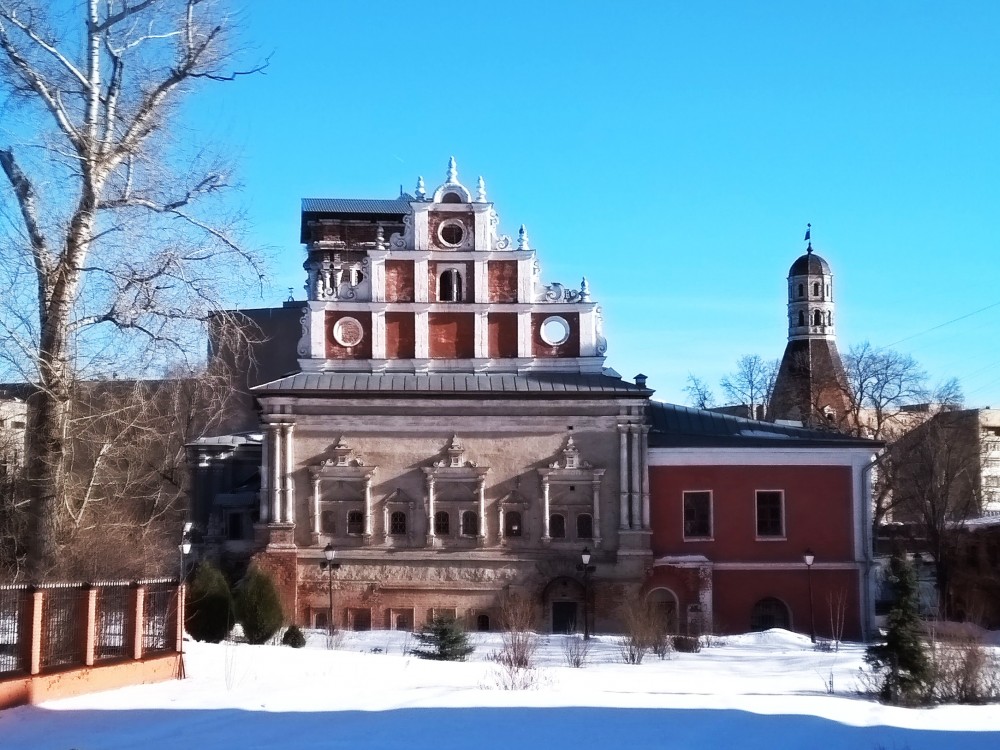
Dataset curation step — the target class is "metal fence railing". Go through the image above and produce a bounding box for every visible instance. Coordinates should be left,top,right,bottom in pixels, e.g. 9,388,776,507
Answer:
142,582,175,654
95,584,131,662
0,585,28,675
41,586,85,670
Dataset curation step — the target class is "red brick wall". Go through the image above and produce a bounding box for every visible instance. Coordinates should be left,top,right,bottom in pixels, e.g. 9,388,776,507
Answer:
531,312,580,357
385,312,415,359
428,313,474,359
325,311,372,359
385,260,414,302
649,464,856,562
488,261,518,303
488,313,518,358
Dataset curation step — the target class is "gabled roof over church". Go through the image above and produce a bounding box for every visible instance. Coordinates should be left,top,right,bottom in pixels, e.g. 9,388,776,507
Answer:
647,401,878,449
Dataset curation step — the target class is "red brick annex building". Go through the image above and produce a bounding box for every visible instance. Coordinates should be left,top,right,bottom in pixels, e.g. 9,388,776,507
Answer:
190,159,878,641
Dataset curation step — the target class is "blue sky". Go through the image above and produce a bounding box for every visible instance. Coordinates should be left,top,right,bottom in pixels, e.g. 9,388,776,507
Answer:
194,1,1000,408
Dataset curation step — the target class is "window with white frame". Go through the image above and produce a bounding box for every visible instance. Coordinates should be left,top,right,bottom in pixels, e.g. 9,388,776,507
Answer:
683,491,712,539
755,491,784,538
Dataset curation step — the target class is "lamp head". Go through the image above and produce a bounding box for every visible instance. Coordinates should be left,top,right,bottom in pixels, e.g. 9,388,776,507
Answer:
581,547,591,566
803,548,815,567
324,543,336,562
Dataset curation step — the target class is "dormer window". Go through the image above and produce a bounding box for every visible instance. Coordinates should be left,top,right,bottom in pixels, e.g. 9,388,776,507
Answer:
439,269,463,302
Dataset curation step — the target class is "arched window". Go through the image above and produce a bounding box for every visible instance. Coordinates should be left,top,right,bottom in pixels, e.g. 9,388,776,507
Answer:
549,513,566,538
439,269,463,302
645,588,679,633
812,282,820,296
504,511,522,537
461,510,478,537
797,283,804,298
389,511,407,536
476,614,491,632
576,513,593,539
320,510,336,534
827,311,832,325
798,311,805,326
813,310,822,326
434,511,450,536
750,597,790,631
441,191,463,204
347,510,363,535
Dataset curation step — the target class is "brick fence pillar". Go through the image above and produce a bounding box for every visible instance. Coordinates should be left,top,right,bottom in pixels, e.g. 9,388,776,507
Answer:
84,586,98,666
22,589,43,675
131,585,145,660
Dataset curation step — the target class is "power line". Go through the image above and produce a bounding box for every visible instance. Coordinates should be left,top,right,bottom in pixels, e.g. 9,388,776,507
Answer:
886,300,1000,348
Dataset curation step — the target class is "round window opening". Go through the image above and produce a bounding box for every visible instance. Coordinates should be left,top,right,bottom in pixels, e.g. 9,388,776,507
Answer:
333,316,364,347
439,221,465,247
540,316,570,346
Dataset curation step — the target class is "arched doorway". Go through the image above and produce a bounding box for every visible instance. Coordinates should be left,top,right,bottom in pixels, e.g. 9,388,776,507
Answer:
750,597,791,631
541,576,585,634
646,587,679,634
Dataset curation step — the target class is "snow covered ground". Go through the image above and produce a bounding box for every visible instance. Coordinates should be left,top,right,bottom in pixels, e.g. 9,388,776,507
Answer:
1,629,998,749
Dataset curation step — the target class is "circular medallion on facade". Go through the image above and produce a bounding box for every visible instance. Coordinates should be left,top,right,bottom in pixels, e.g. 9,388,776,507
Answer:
540,316,570,346
438,219,466,247
333,316,364,347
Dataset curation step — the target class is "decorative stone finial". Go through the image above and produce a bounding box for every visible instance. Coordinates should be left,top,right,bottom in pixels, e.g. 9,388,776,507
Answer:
376,224,386,250
476,176,487,202
416,176,426,200
447,156,458,183
518,224,530,251
580,277,590,301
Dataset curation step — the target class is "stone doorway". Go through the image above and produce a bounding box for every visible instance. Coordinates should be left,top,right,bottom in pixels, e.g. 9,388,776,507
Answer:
552,601,578,633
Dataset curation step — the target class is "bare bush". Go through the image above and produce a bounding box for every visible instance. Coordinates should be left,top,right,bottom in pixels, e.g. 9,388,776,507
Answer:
483,661,544,691
827,589,847,652
616,599,660,665
562,635,593,668
930,636,1000,704
493,592,538,670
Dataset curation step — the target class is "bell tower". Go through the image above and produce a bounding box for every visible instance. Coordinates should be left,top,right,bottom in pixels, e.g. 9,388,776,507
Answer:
768,229,852,426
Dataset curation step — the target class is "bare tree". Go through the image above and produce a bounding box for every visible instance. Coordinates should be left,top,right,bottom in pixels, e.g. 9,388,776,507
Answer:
841,342,930,439
0,1,264,577
719,354,778,419
683,374,715,410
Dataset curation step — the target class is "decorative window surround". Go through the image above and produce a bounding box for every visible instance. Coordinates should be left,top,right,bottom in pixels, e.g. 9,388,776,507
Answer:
422,436,489,547
537,435,605,546
308,438,376,545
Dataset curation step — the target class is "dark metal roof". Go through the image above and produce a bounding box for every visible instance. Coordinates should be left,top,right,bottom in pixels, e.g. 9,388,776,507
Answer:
253,371,652,398
301,197,413,215
648,401,878,449
789,250,831,276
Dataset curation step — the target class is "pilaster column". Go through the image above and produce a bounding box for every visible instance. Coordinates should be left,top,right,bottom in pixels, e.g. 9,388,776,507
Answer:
415,308,429,358
517,312,532,357
477,476,486,541
260,425,271,523
283,423,295,525
618,424,629,530
312,473,321,535
425,476,436,545
630,424,641,531
542,477,551,540
640,425,651,530
364,475,373,543
371,308,386,359
270,422,282,523
591,477,603,546
473,311,488,359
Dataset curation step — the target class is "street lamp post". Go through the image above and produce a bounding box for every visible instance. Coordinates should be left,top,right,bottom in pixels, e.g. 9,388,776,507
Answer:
177,522,193,679
320,544,341,638
576,547,597,640
803,548,816,644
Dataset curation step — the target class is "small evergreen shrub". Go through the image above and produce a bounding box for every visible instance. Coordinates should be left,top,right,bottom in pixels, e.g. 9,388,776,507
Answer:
234,566,284,645
282,624,307,648
672,635,702,653
185,561,233,643
411,616,474,661
864,551,931,705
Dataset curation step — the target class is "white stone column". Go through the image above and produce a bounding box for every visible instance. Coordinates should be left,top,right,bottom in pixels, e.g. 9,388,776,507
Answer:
618,425,629,530
497,506,505,542
414,308,429,359
517,312,532,357
591,477,602,546
542,477,551,540
630,425,641,532
364,475,373,543
474,260,488,303
473,311,488,359
312,473,321,535
425,476,436,545
371,307,386,359
640,425,651,530
271,421,283,523
260,425,271,523
283,423,295,525
477,476,486,541
414,259,429,302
